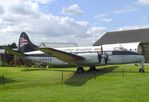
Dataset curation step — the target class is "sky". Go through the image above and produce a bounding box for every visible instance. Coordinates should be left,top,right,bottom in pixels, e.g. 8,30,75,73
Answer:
0,0,149,46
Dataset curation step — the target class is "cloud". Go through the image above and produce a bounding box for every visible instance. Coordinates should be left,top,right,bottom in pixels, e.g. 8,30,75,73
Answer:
0,0,111,46
10,1,39,15
0,13,90,41
86,27,106,36
136,0,149,5
117,25,149,31
0,0,20,6
67,26,106,46
94,14,112,23
31,0,56,4
94,14,107,19
98,18,112,23
113,7,138,14
85,27,106,45
0,0,106,46
0,5,4,14
62,4,84,15
142,16,149,20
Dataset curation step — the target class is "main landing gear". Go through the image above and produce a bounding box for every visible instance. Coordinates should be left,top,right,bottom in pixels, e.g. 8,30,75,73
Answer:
77,66,96,74
89,66,96,71
77,67,84,74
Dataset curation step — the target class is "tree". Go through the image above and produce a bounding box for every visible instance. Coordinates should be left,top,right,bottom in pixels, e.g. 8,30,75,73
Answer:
8,42,17,49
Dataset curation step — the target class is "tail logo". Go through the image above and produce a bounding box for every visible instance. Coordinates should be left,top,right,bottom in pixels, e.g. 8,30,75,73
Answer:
19,37,28,47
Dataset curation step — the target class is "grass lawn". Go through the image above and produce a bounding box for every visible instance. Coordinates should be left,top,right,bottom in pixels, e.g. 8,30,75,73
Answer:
0,65,149,102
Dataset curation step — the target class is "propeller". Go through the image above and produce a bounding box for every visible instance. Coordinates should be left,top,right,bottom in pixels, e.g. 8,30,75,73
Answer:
4,44,25,66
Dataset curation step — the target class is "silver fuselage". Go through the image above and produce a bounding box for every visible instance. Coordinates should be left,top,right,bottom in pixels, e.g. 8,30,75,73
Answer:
21,50,145,66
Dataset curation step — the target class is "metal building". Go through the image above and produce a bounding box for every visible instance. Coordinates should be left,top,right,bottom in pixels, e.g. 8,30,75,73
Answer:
93,28,149,62
39,42,78,48
0,50,5,65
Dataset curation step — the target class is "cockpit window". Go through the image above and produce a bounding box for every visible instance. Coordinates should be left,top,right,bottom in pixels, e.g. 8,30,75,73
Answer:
112,51,140,55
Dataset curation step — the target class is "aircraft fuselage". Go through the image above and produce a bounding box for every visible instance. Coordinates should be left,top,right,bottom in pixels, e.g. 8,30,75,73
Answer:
22,50,144,67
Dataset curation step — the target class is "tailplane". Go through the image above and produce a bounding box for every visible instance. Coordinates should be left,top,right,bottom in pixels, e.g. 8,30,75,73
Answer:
18,32,38,52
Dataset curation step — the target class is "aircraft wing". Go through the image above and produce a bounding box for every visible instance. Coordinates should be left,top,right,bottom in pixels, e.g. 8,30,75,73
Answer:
5,48,25,57
39,48,84,64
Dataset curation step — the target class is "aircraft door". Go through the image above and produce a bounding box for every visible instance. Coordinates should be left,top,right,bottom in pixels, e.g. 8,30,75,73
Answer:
98,54,102,63
104,54,108,64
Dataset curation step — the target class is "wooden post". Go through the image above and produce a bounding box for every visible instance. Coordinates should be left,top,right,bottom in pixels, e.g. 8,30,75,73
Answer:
143,70,145,76
61,71,63,83
2,74,5,86
122,68,124,77
94,71,96,80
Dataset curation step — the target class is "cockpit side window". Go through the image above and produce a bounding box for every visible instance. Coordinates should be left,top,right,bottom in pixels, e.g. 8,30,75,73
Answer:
112,51,140,55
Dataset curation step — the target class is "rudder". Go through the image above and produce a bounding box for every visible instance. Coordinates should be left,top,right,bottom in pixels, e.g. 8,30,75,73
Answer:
18,32,38,52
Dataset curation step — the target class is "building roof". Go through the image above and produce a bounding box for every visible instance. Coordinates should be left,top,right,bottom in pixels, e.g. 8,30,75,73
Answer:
39,42,78,48
0,49,5,54
93,28,149,46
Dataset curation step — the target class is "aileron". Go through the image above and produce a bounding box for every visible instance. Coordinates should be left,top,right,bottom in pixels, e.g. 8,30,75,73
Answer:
39,48,84,64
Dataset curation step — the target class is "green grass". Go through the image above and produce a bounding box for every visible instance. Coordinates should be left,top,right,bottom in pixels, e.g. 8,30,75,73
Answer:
0,65,149,102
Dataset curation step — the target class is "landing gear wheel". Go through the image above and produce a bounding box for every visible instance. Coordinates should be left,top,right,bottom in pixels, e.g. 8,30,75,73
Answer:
90,66,96,71
139,68,144,73
77,67,84,74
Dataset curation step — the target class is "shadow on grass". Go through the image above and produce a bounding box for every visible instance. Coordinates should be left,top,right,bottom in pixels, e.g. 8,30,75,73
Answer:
0,76,17,85
64,66,119,86
21,68,48,71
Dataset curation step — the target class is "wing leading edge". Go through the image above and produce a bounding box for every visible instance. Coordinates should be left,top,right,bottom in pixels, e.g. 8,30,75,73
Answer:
5,48,25,57
39,48,84,65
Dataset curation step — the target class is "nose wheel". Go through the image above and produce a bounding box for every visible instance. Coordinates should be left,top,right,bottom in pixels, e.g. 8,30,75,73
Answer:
139,59,145,73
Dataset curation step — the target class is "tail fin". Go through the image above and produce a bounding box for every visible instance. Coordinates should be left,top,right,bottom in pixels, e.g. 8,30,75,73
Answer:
18,32,38,52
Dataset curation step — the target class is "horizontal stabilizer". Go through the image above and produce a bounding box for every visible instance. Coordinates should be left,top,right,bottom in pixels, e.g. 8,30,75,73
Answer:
5,48,25,57
39,48,84,64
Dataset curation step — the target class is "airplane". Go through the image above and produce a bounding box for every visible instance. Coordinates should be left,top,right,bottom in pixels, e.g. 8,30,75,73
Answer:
6,32,145,73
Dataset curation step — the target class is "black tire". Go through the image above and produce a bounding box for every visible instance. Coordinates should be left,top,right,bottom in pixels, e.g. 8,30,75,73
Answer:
139,68,144,73
77,67,84,74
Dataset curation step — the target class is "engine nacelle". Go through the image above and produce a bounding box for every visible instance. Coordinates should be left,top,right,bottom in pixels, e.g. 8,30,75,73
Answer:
77,53,101,65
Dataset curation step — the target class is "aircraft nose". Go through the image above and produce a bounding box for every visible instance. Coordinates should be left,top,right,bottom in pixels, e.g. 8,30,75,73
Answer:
138,55,145,62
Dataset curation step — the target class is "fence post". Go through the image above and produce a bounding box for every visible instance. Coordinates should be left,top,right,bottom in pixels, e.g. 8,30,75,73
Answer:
61,71,63,83
2,74,5,86
122,68,124,77
93,71,96,80
143,70,145,76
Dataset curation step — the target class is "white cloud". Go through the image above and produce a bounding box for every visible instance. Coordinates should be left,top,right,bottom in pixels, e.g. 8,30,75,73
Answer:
98,18,112,23
114,7,137,14
136,0,149,5
86,27,106,36
0,0,20,6
85,27,106,45
142,16,149,20
9,1,39,15
0,5,4,14
0,0,106,46
94,14,107,19
31,0,56,4
0,13,90,44
117,25,149,31
62,4,84,15
94,14,112,23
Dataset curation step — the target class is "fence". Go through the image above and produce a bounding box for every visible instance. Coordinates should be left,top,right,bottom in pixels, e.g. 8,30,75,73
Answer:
0,68,148,87
0,74,5,86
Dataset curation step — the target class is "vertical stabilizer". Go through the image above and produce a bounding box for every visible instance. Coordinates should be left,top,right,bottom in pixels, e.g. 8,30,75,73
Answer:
18,32,38,52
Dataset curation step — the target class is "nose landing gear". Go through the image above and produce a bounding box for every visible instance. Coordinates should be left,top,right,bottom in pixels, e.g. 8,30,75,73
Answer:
139,68,144,73
139,60,145,73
